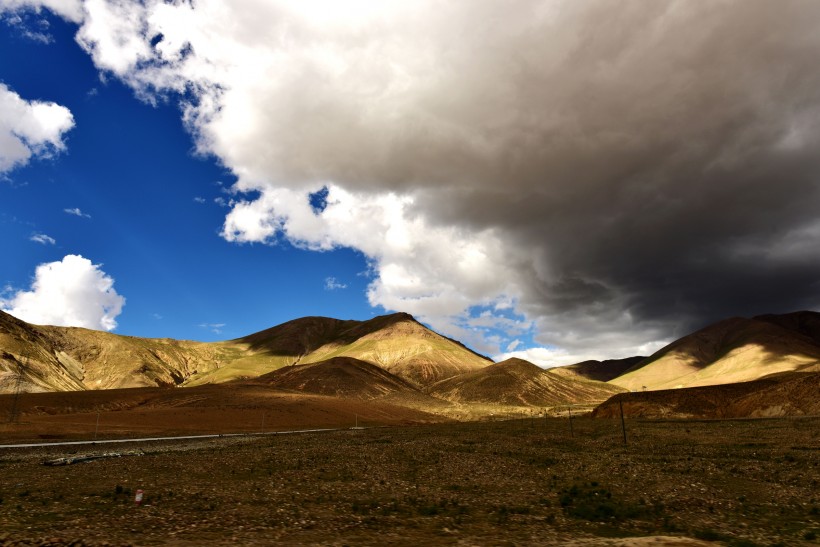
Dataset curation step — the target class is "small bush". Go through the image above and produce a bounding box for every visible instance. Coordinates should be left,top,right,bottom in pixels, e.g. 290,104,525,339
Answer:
559,482,648,522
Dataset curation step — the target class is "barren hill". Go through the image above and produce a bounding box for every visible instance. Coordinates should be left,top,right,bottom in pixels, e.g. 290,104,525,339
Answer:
251,356,421,400
551,356,646,382
427,357,625,406
610,313,820,391
188,312,491,388
0,311,490,393
0,310,225,392
593,371,820,419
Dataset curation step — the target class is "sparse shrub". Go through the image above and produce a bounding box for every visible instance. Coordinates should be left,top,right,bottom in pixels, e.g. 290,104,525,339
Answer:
115,484,123,495
559,482,647,522
694,529,726,541
803,530,817,541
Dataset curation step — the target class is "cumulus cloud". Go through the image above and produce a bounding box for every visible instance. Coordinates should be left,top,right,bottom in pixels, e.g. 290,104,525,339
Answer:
0,83,74,174
29,232,55,245
63,207,90,218
36,0,820,362
1,254,125,331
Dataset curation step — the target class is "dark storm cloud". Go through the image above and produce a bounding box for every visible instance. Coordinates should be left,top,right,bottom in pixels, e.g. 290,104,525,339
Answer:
405,0,820,344
69,0,820,356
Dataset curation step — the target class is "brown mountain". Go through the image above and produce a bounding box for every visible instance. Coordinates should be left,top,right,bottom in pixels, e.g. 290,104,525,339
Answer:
550,356,647,382
610,312,820,391
0,310,490,393
189,312,492,388
593,371,820,419
0,310,219,392
426,357,625,407
251,356,421,400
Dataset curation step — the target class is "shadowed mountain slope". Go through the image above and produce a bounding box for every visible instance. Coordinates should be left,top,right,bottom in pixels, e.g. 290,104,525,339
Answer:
551,356,647,382
754,311,820,346
610,313,820,391
427,358,625,406
594,371,820,419
251,356,421,400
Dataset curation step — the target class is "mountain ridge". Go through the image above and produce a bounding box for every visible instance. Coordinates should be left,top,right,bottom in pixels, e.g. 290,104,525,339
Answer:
608,312,820,391
0,310,490,393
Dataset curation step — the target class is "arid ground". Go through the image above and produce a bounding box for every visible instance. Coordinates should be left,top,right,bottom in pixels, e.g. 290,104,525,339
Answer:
0,417,818,546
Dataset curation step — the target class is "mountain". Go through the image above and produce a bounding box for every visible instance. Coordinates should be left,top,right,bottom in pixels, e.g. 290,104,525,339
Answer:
0,310,490,393
188,312,492,388
426,357,625,407
550,356,647,382
609,312,820,391
593,371,820,419
0,310,225,392
251,356,421,400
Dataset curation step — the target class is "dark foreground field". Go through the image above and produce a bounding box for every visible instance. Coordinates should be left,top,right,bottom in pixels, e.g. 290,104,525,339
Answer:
0,417,818,546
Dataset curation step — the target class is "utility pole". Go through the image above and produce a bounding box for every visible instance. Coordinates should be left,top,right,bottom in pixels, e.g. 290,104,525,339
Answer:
619,399,627,445
568,406,574,438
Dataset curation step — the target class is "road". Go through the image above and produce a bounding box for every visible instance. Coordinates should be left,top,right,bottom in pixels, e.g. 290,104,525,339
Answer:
0,427,347,449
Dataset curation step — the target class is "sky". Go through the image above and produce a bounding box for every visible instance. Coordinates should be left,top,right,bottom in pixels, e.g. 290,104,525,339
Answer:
1,1,819,367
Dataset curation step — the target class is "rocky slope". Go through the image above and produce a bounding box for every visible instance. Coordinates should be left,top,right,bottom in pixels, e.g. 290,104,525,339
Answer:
427,358,625,407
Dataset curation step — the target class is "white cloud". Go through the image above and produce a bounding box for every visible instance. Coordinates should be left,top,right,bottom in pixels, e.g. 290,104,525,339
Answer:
0,0,84,24
0,83,74,174
1,254,125,331
506,339,522,352
324,277,347,291
63,207,90,218
193,196,206,204
29,232,55,245
198,322,225,334
496,347,602,370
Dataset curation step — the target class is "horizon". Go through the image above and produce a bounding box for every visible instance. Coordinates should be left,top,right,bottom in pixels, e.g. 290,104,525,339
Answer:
2,1,820,368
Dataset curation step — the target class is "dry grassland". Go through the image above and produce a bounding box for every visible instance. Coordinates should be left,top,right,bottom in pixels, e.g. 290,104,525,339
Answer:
0,417,818,546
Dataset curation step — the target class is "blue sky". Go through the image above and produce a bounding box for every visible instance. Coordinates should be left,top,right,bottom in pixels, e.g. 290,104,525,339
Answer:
2,1,819,366
0,10,379,342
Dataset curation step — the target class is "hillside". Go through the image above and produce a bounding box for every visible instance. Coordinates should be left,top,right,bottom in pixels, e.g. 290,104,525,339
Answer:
0,310,229,392
0,311,490,393
593,371,820,419
609,313,820,391
427,358,625,407
251,356,421,400
187,312,491,388
550,356,646,382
